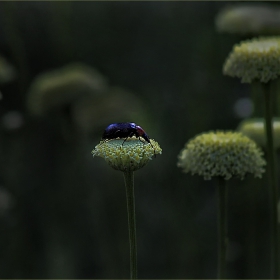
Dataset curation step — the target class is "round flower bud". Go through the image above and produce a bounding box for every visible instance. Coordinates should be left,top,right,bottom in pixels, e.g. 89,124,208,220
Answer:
177,131,266,180
27,63,108,116
92,137,162,172
223,36,280,83
216,4,280,35
237,118,280,149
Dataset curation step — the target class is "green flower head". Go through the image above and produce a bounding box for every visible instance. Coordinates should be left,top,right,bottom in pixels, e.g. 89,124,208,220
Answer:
92,137,162,172
216,4,280,35
237,118,280,149
177,131,266,180
223,36,280,83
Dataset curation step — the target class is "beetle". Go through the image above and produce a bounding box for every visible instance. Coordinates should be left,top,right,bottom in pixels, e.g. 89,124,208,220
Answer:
102,122,151,143
102,122,155,154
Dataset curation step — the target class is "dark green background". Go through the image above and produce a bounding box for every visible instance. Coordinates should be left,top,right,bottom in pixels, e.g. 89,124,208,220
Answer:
0,1,275,278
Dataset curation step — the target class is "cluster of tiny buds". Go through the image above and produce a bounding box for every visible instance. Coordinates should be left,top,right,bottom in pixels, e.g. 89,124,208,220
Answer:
92,123,162,172
177,131,266,180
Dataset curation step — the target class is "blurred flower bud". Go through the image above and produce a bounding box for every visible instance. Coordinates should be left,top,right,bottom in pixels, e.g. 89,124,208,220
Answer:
216,4,280,36
26,62,108,116
223,36,280,83
237,118,280,149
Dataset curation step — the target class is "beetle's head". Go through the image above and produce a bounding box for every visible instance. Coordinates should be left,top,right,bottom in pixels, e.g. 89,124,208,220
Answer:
136,125,150,143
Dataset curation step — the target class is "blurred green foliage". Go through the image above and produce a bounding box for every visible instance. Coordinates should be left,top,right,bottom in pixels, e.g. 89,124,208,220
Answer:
0,1,277,278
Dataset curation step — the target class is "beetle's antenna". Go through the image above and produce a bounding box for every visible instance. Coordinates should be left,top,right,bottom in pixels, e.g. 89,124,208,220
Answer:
151,142,156,158
139,136,156,158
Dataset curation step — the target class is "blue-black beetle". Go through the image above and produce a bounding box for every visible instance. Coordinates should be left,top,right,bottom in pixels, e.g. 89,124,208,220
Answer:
102,122,151,144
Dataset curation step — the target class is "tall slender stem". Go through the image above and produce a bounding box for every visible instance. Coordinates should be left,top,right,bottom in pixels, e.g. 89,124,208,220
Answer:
217,177,227,279
262,82,279,278
123,171,137,279
251,80,263,117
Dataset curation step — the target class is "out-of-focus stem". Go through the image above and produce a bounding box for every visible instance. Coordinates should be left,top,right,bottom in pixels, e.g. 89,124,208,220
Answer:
217,177,227,279
262,81,279,278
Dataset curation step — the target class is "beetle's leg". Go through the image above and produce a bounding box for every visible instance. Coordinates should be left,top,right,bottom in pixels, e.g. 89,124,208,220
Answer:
122,131,136,145
121,137,128,145
138,137,146,144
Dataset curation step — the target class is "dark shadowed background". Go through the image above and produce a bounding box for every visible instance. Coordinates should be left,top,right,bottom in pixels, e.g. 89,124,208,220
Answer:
0,1,275,278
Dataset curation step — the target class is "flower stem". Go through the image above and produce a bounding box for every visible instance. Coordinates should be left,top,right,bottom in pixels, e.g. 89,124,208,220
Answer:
262,82,279,278
251,80,264,117
123,171,137,279
217,177,227,279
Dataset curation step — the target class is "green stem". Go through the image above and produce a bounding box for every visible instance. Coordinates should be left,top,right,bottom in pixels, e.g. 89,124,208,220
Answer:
123,171,137,279
251,80,263,117
217,177,227,279
262,82,279,278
